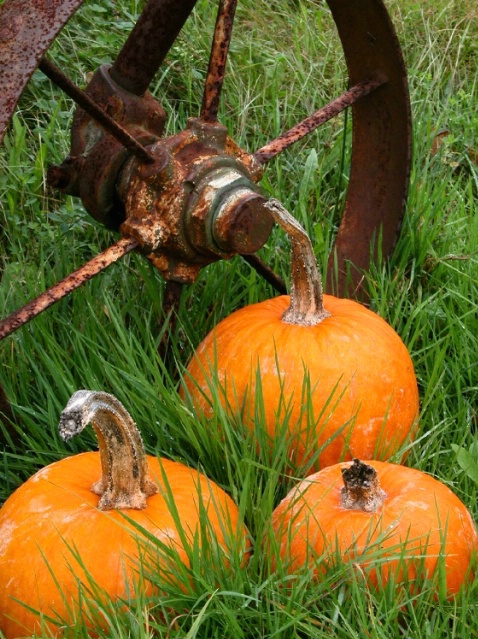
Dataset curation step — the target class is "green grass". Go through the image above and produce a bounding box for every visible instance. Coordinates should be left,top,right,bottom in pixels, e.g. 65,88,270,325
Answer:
1,0,477,636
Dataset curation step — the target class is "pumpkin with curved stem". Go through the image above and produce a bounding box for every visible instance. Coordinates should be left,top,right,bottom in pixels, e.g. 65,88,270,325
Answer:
0,391,249,639
269,458,478,596
181,199,419,470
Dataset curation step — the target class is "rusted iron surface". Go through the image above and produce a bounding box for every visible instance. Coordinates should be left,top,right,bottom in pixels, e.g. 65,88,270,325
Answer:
0,0,85,145
39,57,154,164
200,0,238,122
213,188,272,254
254,76,386,164
0,237,138,341
119,117,272,283
163,281,183,321
51,64,166,228
110,0,199,96
324,0,412,297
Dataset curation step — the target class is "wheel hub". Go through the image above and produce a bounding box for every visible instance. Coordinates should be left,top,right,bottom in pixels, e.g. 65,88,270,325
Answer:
48,66,273,283
119,117,272,282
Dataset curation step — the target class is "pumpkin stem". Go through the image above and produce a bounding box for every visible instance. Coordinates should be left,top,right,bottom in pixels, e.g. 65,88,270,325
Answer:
263,199,331,326
340,459,386,513
58,390,158,510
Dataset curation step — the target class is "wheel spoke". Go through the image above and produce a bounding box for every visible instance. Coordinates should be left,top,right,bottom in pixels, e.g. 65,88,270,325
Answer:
0,383,18,447
110,0,199,96
241,254,287,295
39,57,154,164
254,76,386,164
158,280,183,362
200,0,238,122
0,237,139,341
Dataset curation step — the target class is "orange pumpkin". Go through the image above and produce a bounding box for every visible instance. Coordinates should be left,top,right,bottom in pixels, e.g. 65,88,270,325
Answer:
0,391,248,639
182,200,419,470
270,459,478,596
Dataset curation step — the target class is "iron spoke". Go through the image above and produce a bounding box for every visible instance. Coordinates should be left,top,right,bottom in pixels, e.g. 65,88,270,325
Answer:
158,281,183,363
0,237,139,341
200,0,238,122
241,254,287,295
254,76,386,164
110,0,199,96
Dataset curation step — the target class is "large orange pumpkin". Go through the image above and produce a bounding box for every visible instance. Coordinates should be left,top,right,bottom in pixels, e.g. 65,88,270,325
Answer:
269,459,478,596
181,200,419,470
0,391,248,639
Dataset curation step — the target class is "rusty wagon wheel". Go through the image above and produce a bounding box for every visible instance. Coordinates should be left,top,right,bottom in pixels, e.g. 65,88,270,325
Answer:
0,0,411,343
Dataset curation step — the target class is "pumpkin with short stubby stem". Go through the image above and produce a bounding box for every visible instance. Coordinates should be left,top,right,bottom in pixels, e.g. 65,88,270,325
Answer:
181,199,419,470
269,458,478,595
0,391,249,639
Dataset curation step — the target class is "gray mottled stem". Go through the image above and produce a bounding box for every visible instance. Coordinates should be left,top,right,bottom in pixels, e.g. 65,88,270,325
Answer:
263,199,331,326
59,390,157,510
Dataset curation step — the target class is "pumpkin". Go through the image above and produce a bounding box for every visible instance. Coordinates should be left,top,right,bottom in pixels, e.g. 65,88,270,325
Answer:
0,391,249,639
181,199,419,470
269,458,478,596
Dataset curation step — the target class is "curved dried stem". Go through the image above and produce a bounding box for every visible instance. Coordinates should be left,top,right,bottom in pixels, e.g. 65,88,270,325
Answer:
59,390,157,510
264,199,331,326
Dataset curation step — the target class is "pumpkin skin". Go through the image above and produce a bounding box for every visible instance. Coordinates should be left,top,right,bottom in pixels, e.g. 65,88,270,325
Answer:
0,453,247,639
181,294,419,470
269,460,478,596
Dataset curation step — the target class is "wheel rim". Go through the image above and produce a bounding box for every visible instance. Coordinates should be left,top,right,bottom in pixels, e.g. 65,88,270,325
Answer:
326,0,411,296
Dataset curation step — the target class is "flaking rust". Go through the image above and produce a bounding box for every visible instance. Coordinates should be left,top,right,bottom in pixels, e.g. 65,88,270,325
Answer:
119,117,272,283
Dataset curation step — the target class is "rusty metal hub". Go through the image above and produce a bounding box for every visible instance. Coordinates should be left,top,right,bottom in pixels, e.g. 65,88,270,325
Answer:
47,61,274,283
118,117,271,282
